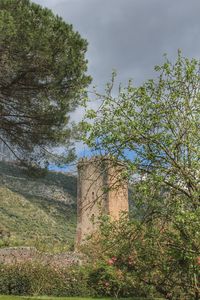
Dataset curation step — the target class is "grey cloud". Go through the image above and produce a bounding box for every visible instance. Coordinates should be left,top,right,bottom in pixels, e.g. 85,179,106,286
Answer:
34,0,200,90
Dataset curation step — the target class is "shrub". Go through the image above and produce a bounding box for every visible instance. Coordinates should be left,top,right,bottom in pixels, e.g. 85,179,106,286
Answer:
0,264,31,295
82,214,200,300
0,262,94,297
87,264,140,298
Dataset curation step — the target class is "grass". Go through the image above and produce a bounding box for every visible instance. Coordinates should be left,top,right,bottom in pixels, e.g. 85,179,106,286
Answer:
0,297,106,300
0,297,112,300
0,296,120,300
0,161,77,252
0,296,165,300
0,296,115,300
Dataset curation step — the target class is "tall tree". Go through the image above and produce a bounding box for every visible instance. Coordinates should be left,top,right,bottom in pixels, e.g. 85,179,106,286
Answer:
83,52,199,207
82,53,200,299
0,0,91,165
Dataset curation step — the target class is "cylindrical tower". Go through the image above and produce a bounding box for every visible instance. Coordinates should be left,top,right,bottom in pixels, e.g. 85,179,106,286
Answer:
75,156,128,247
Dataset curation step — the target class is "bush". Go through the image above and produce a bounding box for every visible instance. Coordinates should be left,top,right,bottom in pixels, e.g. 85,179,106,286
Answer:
0,263,94,296
82,214,200,300
0,264,31,295
87,264,140,298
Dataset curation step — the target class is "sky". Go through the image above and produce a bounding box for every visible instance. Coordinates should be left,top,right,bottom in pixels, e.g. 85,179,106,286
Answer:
34,0,200,89
33,0,200,169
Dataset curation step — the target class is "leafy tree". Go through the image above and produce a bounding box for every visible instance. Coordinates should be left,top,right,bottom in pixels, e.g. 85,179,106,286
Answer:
0,0,91,165
83,51,199,213
82,52,200,299
84,51,199,206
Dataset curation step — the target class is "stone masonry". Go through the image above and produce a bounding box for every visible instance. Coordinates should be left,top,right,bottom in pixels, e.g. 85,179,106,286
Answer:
0,247,83,268
75,156,129,246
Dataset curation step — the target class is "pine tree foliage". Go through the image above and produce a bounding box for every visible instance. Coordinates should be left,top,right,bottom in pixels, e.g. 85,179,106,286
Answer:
0,0,91,165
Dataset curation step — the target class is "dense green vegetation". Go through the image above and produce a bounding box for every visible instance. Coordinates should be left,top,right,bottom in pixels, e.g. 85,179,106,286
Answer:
0,262,165,298
0,0,91,166
0,161,77,251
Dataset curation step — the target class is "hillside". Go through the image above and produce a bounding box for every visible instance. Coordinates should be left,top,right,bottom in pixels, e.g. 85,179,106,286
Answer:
0,161,77,251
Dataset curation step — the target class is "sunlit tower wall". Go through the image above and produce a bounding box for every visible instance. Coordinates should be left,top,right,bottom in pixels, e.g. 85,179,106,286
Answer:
75,156,129,247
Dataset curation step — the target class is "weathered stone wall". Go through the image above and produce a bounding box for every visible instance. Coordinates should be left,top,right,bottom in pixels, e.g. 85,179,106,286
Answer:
76,157,107,245
107,162,129,219
0,247,83,268
75,157,128,246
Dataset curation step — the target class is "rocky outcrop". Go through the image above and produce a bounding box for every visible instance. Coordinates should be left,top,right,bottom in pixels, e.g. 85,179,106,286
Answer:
0,173,74,203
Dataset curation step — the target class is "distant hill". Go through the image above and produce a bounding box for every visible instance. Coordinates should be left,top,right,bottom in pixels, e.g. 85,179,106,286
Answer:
0,161,77,252
0,141,15,161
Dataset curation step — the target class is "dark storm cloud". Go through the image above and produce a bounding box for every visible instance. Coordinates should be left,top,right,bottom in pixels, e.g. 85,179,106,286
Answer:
34,0,200,89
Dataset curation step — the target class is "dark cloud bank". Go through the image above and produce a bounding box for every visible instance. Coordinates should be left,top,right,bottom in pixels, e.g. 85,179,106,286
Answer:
34,0,200,88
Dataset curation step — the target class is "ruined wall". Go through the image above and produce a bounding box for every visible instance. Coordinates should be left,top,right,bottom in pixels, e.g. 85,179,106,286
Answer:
0,247,83,268
75,157,128,246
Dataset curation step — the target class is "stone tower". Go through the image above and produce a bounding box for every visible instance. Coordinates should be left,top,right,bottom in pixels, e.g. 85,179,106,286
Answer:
75,156,129,246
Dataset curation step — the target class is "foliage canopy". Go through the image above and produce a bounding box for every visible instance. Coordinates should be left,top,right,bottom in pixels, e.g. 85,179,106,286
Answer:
82,52,200,299
0,0,91,165
84,52,199,207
